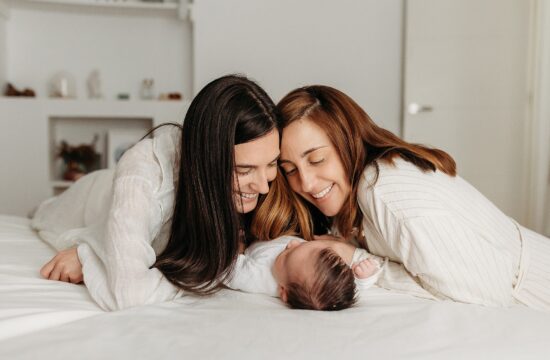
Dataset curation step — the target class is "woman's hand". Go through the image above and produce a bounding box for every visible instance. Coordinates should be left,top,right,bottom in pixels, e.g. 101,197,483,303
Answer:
353,258,380,279
40,247,83,284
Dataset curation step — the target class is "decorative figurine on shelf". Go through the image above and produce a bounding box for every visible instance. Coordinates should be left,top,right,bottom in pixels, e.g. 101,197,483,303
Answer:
158,92,182,100
50,71,77,98
140,78,155,100
4,83,36,97
57,135,101,181
87,69,103,99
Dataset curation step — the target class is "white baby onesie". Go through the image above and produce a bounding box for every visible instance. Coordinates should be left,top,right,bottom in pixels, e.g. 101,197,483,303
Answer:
225,236,384,297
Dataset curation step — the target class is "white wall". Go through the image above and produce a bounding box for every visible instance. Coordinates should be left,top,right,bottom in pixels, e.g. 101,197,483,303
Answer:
193,0,403,134
0,1,7,90
6,3,192,100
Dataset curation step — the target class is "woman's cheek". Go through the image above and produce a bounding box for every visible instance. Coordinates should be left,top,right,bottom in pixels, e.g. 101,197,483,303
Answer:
267,167,278,182
287,177,301,193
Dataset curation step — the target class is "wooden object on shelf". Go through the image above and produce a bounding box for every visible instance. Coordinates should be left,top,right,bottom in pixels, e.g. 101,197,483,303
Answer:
4,83,36,97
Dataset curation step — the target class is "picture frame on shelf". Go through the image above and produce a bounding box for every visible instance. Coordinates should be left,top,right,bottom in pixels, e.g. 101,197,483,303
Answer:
106,128,147,169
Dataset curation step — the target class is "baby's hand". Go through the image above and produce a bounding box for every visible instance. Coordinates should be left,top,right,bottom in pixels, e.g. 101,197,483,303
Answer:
353,258,380,279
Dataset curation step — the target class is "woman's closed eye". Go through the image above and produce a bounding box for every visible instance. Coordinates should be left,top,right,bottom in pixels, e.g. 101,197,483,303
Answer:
281,158,323,175
281,165,297,176
236,167,252,176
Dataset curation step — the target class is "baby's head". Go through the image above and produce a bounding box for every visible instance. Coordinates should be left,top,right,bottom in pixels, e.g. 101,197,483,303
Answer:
273,239,357,311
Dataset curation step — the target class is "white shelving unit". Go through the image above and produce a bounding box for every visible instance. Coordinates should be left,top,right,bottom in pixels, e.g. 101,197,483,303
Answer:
49,114,154,189
51,180,74,195
8,0,187,18
0,97,189,215
4,0,191,20
21,0,179,11
0,0,192,216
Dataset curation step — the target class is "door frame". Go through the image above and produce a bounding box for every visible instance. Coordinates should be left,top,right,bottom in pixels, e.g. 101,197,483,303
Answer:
525,0,550,231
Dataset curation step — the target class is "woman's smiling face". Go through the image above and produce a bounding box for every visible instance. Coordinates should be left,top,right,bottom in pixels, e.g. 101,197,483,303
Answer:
233,129,280,213
279,118,351,217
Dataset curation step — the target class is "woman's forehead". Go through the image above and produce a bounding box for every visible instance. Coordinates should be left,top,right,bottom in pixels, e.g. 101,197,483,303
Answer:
234,129,280,165
280,119,332,159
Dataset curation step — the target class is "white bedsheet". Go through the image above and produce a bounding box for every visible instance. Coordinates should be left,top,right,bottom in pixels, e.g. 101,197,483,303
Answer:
0,216,101,340
1,215,549,360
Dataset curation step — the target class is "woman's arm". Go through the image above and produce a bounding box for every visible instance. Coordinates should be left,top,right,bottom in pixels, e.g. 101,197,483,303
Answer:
397,216,514,306
76,140,182,310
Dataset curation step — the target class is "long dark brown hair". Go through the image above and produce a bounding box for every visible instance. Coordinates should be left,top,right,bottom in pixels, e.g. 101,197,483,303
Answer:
278,85,456,239
154,75,298,294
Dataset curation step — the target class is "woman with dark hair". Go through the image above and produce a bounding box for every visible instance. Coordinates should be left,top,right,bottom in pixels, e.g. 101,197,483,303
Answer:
277,85,550,312
32,75,310,310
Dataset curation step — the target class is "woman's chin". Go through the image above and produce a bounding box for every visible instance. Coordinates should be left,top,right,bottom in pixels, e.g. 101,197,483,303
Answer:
236,199,259,214
315,200,345,217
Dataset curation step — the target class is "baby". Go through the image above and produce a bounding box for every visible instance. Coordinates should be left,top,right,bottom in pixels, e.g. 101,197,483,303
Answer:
225,236,385,311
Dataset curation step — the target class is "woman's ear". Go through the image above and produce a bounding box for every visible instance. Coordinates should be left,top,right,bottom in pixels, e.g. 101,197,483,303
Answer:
279,285,288,303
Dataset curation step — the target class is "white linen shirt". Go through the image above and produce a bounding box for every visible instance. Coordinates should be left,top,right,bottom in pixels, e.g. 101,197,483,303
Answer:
32,127,183,310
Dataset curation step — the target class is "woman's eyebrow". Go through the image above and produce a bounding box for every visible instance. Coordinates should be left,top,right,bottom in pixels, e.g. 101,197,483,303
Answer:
279,146,328,163
236,154,280,168
302,146,328,157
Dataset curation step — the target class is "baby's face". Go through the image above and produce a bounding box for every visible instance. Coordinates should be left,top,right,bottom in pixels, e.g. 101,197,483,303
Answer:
272,239,348,288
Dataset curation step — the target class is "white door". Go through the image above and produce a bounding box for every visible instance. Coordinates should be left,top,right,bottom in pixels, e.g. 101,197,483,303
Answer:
403,0,531,221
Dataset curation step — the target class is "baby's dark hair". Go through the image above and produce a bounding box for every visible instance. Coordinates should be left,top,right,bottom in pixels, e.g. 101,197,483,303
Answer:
285,248,357,311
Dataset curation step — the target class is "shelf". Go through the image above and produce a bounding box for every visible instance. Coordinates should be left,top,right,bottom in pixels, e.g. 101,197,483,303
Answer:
49,116,154,190
0,97,190,119
0,97,187,105
51,180,74,188
19,0,178,11
7,0,187,19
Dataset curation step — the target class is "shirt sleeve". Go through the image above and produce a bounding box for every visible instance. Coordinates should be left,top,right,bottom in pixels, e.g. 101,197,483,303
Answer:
224,254,279,297
397,216,513,306
357,164,518,306
374,259,437,300
354,264,383,291
351,248,436,299
77,140,182,311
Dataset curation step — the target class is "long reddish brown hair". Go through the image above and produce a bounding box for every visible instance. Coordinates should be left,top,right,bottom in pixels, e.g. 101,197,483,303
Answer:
252,169,314,241
277,85,456,239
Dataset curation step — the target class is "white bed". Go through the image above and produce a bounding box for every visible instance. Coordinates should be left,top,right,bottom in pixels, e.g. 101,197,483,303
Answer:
1,215,549,360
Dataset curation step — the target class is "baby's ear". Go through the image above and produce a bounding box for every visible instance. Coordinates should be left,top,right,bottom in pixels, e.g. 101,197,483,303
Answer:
279,285,288,303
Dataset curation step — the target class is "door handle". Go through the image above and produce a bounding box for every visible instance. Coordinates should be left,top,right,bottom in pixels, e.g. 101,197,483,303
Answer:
408,103,433,115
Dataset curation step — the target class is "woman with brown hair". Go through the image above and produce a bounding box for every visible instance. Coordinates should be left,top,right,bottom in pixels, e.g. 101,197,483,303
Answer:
277,85,550,311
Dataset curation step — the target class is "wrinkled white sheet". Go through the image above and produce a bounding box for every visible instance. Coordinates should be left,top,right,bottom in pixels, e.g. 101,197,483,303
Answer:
1,215,550,360
0,216,101,340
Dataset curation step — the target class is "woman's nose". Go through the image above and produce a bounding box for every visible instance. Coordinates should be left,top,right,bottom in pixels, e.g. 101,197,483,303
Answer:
250,170,270,194
299,169,316,193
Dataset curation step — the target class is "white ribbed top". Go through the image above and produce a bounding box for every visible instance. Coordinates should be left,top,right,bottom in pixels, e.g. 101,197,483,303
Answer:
357,158,522,306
